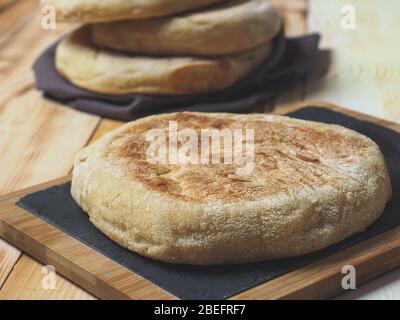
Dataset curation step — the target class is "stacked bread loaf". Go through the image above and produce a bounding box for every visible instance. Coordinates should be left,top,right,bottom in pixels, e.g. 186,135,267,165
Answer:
43,0,282,95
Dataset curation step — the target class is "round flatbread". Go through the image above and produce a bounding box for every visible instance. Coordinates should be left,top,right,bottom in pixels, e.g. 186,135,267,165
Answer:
55,27,272,95
41,0,227,23
71,112,392,265
92,0,282,56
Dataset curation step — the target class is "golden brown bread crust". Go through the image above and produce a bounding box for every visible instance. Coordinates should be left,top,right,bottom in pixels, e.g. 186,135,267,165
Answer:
41,0,227,23
91,0,282,56
55,27,272,95
71,112,392,265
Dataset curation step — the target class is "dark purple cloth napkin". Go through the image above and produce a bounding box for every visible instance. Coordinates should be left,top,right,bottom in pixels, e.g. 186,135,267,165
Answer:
33,30,324,121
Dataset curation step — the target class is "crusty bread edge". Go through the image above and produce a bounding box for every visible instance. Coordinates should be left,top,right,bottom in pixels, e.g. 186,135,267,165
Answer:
55,27,272,95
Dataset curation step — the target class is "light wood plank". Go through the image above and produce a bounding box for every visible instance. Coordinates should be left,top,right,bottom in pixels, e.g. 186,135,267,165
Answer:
0,5,72,81
0,93,99,296
0,2,99,299
0,255,95,300
0,238,20,288
89,119,124,144
306,0,400,122
0,0,36,44
0,90,99,194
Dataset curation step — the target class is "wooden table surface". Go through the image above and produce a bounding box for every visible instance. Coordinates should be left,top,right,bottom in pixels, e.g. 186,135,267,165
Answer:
0,0,399,300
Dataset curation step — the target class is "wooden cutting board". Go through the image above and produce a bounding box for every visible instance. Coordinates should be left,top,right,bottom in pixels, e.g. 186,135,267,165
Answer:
1,101,400,300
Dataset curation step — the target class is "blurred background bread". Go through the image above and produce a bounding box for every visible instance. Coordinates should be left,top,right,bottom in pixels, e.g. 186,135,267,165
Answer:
51,0,283,95
91,0,281,56
40,0,227,23
56,27,272,95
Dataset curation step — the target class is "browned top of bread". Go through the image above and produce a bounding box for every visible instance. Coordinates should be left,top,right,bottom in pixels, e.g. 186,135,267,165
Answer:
100,112,378,202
